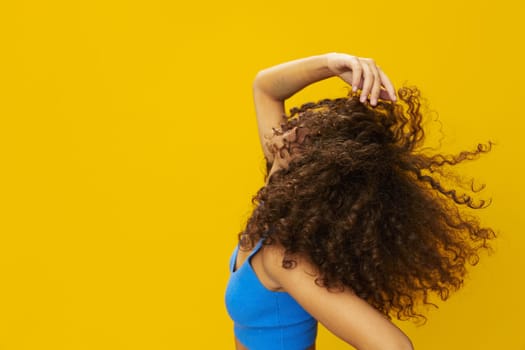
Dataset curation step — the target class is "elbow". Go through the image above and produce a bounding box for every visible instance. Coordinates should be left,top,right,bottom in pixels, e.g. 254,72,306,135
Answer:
253,70,278,97
392,336,414,350
252,72,266,96
253,70,267,89
357,335,414,350
372,335,413,350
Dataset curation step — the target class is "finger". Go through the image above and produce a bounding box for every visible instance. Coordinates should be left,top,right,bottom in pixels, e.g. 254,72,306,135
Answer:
377,67,397,102
359,61,374,103
349,57,362,92
370,65,382,106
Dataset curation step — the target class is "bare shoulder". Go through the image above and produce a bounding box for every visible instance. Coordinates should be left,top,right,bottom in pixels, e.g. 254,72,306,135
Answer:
259,241,285,269
259,242,320,289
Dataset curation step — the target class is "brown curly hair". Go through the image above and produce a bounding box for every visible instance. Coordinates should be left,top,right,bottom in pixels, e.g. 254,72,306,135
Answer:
239,85,496,324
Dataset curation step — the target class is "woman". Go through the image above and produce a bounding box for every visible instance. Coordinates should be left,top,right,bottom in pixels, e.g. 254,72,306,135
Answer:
224,53,495,350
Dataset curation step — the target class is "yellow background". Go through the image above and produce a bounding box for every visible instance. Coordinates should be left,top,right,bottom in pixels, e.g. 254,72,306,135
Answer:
1,0,523,349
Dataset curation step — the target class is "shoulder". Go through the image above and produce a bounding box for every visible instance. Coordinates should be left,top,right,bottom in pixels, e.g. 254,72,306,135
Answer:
259,242,320,290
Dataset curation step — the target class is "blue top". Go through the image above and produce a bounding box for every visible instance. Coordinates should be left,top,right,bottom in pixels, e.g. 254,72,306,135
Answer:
224,239,318,350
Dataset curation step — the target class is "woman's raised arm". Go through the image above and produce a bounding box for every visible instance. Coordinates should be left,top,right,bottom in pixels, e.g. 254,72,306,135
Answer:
252,53,397,163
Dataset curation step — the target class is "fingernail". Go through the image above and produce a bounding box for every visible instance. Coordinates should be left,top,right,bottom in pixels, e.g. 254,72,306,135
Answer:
352,86,357,92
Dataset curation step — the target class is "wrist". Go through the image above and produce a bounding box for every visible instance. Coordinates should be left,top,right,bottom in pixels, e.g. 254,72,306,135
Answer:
307,53,336,80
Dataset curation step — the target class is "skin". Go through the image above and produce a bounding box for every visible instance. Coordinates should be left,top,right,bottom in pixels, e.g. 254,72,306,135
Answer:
265,125,302,183
234,53,414,350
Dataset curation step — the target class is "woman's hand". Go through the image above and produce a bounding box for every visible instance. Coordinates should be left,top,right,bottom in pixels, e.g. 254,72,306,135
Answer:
326,52,397,106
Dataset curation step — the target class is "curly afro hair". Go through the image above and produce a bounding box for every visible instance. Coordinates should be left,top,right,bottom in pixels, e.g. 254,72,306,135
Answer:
239,85,496,324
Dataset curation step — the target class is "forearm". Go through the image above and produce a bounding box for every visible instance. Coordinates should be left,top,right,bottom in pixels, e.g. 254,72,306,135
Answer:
253,54,336,101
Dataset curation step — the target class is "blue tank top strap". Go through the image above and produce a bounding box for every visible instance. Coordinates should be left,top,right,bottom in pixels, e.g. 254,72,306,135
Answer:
229,238,264,273
248,239,264,258
229,245,239,272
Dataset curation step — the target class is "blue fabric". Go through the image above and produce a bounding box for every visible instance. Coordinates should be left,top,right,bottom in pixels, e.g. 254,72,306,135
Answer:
225,240,318,350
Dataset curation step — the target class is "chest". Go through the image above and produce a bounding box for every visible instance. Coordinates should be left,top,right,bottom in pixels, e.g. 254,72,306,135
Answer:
225,244,314,329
